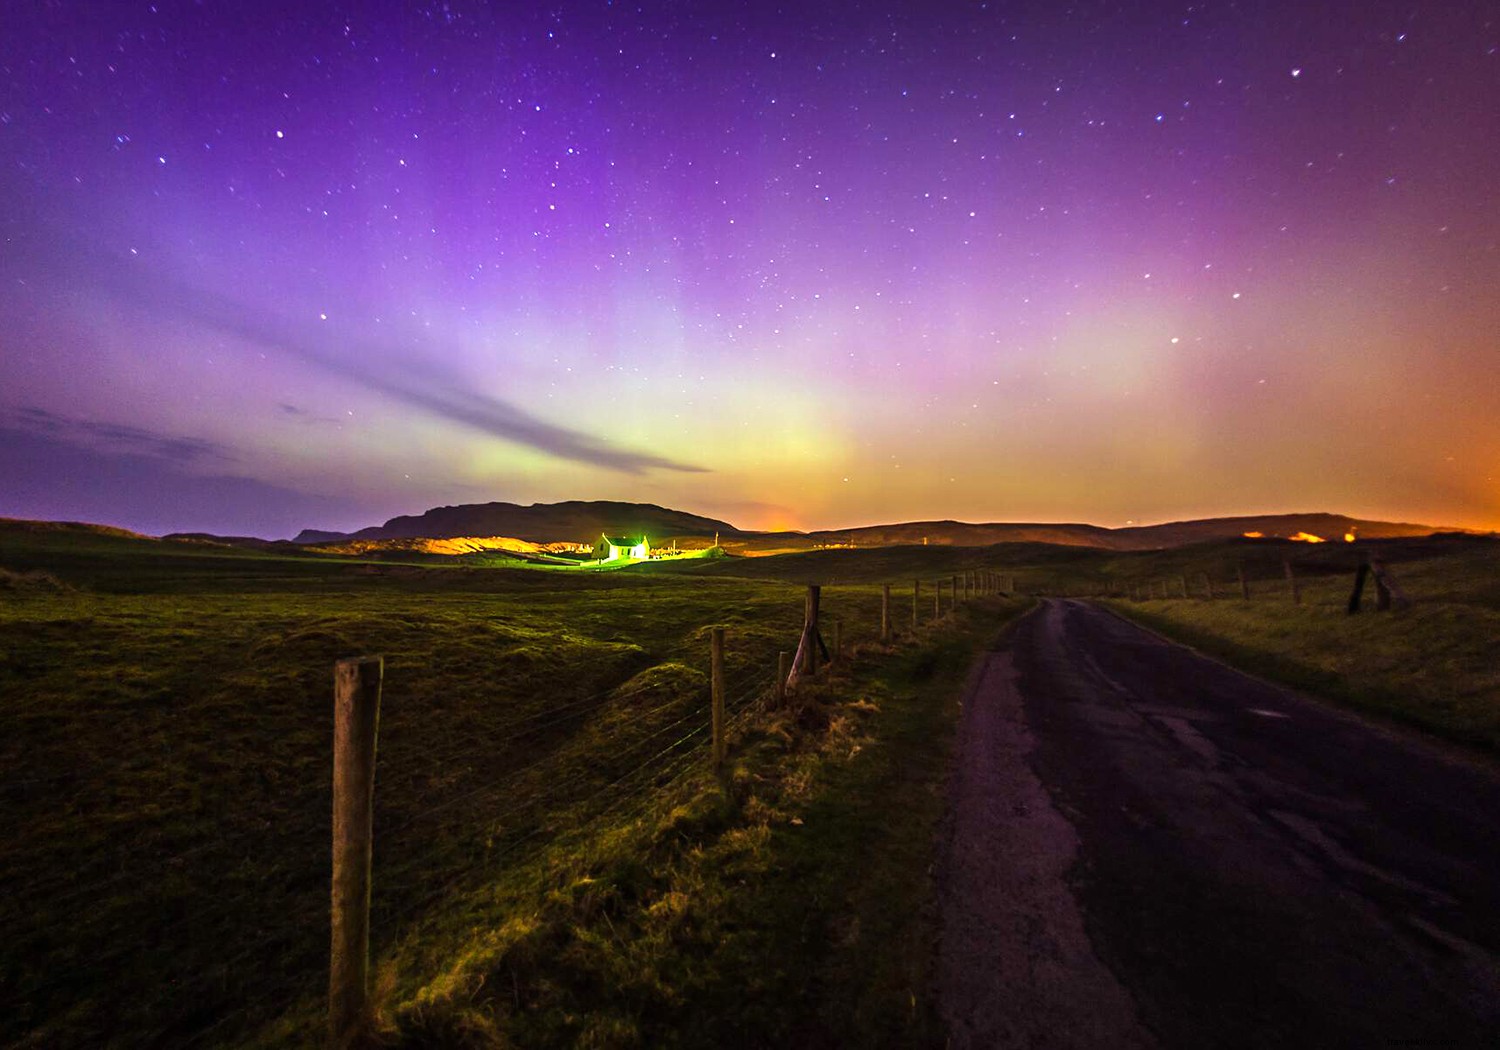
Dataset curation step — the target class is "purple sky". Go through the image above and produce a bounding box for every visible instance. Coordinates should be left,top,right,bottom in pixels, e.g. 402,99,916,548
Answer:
2,1,1497,538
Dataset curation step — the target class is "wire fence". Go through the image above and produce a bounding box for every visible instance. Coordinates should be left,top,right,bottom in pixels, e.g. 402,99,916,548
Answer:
3,575,997,1047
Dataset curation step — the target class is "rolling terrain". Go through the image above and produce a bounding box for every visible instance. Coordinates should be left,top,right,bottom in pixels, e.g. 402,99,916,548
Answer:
286,500,1468,552
3,514,1497,1046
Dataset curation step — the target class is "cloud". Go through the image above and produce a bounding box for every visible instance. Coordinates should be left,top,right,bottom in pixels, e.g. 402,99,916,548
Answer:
0,424,361,539
6,225,708,476
13,406,237,465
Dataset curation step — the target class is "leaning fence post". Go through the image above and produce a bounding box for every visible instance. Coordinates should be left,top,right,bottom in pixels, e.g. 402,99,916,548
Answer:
711,628,726,770
1238,563,1250,601
1283,557,1301,605
331,655,382,1050
881,583,891,644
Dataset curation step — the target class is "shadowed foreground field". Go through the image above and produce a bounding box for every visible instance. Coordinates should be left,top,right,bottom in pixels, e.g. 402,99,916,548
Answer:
0,523,1020,1046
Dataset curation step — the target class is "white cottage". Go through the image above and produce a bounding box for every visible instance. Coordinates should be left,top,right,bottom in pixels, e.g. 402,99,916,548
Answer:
599,534,649,560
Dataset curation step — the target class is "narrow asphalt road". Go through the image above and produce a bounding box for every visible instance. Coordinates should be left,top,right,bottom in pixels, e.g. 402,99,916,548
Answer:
938,599,1500,1049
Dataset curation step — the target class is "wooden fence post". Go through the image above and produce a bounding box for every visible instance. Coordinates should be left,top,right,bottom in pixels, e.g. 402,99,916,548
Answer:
934,580,942,620
330,655,382,1050
776,650,789,707
1283,558,1301,605
1348,560,1369,614
951,575,960,609
711,628,725,769
1238,564,1250,601
1202,573,1215,600
787,585,822,689
881,583,891,644
1180,574,1190,599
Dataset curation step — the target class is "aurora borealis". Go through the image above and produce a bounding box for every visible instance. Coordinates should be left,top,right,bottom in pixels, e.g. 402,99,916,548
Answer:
2,1,1497,538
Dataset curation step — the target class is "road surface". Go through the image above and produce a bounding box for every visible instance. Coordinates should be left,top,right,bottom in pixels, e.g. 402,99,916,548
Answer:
938,599,1500,1048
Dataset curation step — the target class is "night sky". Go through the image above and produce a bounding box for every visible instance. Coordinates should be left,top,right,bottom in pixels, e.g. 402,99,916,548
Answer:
2,1,1497,538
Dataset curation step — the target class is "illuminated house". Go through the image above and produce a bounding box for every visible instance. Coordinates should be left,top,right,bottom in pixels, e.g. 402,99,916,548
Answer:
599,534,649,560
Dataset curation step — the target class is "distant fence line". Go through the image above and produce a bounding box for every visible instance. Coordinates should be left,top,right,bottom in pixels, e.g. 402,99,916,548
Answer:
1052,550,1412,613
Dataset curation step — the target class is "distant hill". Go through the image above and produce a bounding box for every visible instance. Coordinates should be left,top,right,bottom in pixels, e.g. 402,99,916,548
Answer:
295,500,739,545
796,512,1447,552
293,503,1455,553
0,517,155,541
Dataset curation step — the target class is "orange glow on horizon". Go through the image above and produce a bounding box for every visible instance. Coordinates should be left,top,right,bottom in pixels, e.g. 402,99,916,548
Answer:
1242,531,1264,538
1288,532,1327,543
1344,531,1357,543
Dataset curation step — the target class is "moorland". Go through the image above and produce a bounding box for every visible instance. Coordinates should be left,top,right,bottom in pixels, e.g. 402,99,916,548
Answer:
2,513,1496,1046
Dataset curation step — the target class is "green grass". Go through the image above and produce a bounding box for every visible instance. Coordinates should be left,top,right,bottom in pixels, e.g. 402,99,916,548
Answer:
0,520,1021,1047
365,594,1025,1049
1098,541,1500,753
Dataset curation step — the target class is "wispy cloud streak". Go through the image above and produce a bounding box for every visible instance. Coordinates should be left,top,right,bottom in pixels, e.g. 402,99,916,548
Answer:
8,228,707,476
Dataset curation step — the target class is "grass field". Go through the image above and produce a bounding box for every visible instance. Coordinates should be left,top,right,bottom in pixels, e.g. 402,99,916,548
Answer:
1098,539,1500,754
0,522,1023,1047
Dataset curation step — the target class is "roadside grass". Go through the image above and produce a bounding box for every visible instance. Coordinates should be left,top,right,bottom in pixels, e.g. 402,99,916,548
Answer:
0,521,1019,1047
1100,542,1500,754
362,594,1026,1049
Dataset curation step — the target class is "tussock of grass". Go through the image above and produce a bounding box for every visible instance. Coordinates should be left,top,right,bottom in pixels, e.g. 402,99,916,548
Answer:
0,566,70,591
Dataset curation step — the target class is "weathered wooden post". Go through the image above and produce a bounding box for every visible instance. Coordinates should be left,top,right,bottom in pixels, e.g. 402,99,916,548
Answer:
1348,560,1369,614
1283,558,1301,605
1238,563,1250,601
1202,573,1215,600
711,628,726,769
952,574,961,608
881,583,891,644
330,655,382,1050
806,587,820,676
776,650,789,707
787,585,822,689
934,579,942,619
912,579,920,627
1180,574,1190,599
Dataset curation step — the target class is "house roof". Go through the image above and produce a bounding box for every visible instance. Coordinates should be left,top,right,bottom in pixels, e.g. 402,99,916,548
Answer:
602,535,647,546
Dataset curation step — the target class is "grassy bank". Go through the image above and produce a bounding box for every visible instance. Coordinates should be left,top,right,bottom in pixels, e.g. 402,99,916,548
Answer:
1102,542,1500,754
367,594,1026,1049
0,521,1020,1046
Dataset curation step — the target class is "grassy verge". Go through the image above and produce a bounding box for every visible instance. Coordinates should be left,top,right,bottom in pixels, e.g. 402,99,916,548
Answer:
356,596,1026,1049
1101,545,1500,753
